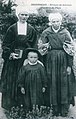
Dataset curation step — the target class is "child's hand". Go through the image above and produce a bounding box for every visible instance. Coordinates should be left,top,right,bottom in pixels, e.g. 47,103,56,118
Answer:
42,87,46,93
21,87,25,94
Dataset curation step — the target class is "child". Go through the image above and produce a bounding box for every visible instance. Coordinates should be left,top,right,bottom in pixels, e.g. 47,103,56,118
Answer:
17,48,47,111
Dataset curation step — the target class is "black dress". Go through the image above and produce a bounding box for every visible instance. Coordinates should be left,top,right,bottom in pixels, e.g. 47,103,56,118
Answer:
17,62,47,111
40,26,75,116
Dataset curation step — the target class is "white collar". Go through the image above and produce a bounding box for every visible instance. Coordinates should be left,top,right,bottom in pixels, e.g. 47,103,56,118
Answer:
28,61,38,65
52,26,60,33
17,21,27,35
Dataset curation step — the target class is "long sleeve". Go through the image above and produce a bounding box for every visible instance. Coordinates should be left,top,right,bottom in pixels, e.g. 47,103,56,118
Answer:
24,24,37,48
65,30,73,67
40,31,49,44
2,26,15,60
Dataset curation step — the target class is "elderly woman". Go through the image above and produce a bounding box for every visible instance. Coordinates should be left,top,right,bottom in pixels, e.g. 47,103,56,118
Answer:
1,10,37,110
38,13,74,117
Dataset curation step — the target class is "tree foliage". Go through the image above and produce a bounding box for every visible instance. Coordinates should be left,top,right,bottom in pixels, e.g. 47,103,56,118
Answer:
27,8,76,38
0,0,18,40
27,14,49,33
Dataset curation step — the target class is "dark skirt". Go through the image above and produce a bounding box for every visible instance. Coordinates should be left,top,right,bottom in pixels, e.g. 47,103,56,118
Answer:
45,50,75,105
1,58,24,110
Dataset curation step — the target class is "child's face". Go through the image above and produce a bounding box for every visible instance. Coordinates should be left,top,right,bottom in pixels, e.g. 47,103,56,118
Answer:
28,52,38,63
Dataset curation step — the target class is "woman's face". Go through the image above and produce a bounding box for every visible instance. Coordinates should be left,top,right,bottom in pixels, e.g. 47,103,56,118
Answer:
51,18,62,30
18,12,29,23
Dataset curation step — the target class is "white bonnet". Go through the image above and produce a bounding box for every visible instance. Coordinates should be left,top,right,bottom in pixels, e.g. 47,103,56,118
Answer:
49,12,62,22
16,6,29,17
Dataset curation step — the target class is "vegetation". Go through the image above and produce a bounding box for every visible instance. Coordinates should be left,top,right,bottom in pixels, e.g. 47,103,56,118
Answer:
0,0,18,40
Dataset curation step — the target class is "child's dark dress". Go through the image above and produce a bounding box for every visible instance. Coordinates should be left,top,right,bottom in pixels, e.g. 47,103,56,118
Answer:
18,62,47,110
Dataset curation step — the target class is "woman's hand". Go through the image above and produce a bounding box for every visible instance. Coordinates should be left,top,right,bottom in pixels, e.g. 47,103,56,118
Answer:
38,42,50,56
21,87,25,94
9,53,19,60
67,66,71,75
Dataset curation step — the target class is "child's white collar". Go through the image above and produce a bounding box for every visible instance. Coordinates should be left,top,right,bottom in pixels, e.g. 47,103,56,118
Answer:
28,61,38,65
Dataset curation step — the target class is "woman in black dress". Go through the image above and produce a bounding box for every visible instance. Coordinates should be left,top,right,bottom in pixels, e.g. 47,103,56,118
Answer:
1,10,37,110
38,12,74,117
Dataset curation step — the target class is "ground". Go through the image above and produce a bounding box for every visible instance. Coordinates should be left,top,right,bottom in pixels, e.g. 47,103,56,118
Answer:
0,93,76,119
